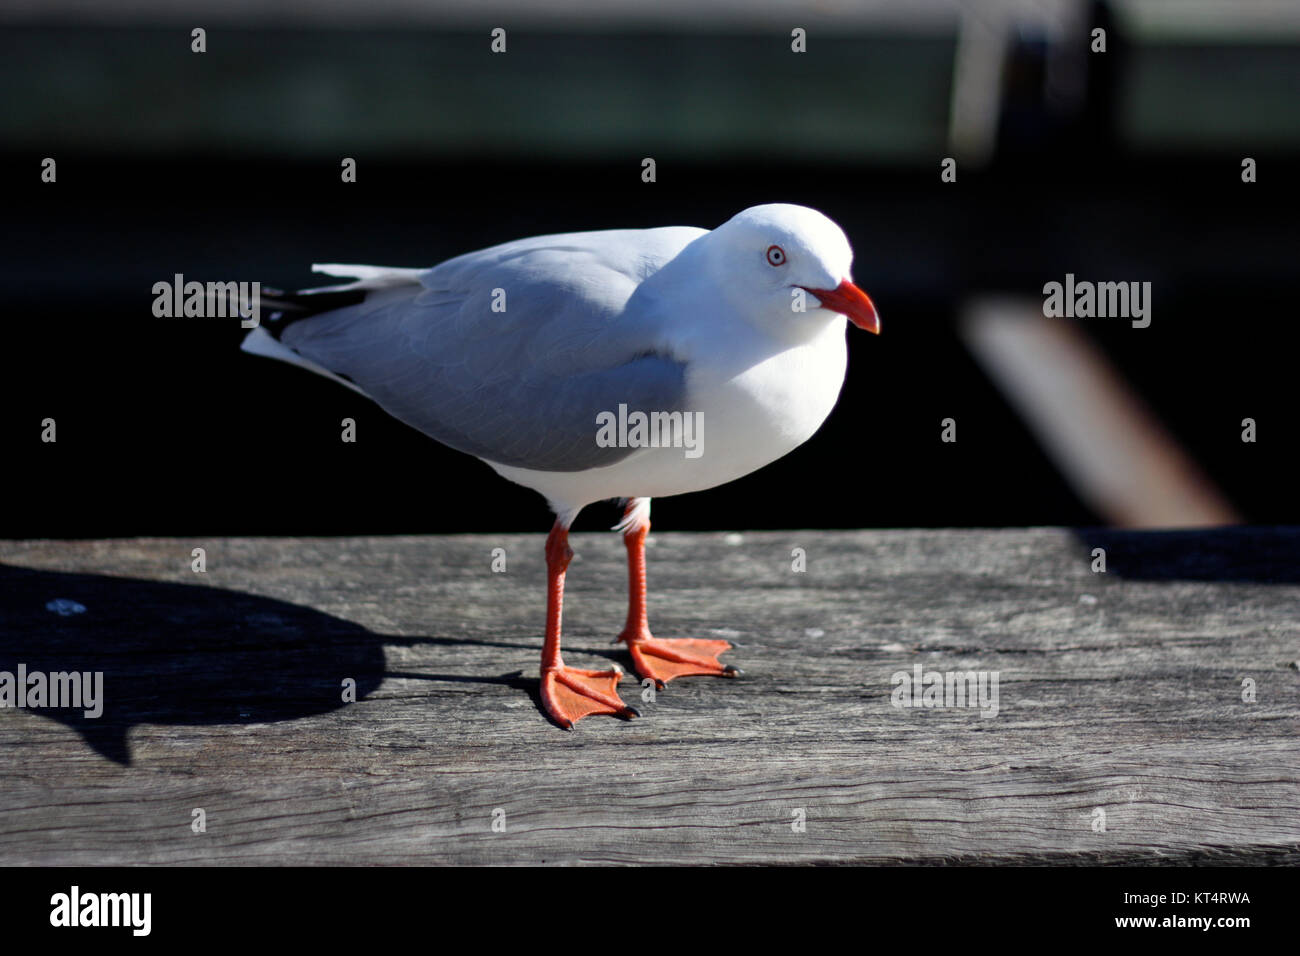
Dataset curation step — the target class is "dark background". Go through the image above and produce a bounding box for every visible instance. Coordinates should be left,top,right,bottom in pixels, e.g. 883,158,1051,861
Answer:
2,4,1297,537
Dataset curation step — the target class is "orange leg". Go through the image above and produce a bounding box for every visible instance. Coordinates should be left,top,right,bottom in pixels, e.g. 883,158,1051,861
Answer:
539,521,639,729
615,499,740,689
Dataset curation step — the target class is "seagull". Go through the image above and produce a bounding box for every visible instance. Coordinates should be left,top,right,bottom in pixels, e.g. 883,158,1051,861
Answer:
242,203,879,728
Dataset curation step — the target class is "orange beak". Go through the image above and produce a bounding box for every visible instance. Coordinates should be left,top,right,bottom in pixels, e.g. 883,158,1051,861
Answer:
803,280,880,334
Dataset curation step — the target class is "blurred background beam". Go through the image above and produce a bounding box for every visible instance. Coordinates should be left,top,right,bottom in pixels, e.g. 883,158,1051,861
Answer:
961,297,1239,528
945,0,1088,164
0,0,968,30
947,3,1011,164
1114,0,1300,40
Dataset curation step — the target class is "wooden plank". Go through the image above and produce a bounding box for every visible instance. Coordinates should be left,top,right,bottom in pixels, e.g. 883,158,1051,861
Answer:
1,529,1297,865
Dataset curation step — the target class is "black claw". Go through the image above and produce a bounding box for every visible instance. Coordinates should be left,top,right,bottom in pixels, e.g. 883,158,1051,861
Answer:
723,665,742,677
626,707,641,719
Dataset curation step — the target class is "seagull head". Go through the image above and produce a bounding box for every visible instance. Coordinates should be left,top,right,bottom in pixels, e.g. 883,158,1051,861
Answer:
707,203,880,340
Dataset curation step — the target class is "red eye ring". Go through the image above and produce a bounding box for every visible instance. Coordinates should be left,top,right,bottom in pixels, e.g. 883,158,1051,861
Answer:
766,245,787,266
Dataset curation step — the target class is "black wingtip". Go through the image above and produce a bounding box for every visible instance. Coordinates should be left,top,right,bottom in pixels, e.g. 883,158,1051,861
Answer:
257,287,370,337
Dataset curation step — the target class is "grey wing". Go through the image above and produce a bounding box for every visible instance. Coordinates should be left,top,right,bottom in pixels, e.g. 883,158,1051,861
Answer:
277,228,702,472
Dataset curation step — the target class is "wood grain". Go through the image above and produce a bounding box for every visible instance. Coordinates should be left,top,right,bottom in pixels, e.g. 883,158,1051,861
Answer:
1,528,1297,865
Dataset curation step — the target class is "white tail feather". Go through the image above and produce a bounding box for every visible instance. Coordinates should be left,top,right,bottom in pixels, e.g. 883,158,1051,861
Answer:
240,327,372,397
300,263,426,295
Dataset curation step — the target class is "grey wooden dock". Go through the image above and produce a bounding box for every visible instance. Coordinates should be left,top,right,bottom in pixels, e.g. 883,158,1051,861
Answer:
1,528,1297,865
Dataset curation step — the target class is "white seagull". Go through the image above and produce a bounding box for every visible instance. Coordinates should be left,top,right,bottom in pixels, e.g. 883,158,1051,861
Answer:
243,203,879,728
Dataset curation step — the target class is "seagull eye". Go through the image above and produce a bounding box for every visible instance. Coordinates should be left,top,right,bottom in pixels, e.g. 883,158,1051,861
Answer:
766,245,787,267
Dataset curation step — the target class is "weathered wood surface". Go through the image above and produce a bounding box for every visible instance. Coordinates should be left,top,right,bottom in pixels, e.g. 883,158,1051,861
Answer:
1,528,1297,865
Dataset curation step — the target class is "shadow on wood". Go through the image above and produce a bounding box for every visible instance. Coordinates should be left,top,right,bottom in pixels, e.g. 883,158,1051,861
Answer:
0,564,392,765
1073,527,1300,582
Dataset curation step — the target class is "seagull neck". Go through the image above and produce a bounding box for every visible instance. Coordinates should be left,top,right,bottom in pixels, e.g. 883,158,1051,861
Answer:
625,237,716,322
